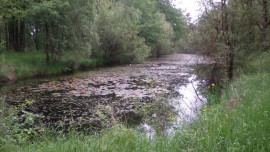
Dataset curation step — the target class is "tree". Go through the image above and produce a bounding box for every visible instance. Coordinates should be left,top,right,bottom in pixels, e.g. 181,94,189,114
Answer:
0,0,28,52
28,0,71,63
185,0,270,80
126,0,176,57
0,0,188,66
156,0,187,41
256,0,270,52
95,0,150,63
27,0,97,63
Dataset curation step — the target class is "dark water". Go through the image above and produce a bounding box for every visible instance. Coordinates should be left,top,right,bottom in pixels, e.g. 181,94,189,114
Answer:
0,54,210,133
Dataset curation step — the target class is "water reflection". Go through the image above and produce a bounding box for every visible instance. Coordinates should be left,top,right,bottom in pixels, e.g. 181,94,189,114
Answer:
141,74,206,138
176,74,205,121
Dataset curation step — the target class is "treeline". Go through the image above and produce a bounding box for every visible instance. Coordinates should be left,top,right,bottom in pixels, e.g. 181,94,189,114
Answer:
183,0,270,80
0,0,187,64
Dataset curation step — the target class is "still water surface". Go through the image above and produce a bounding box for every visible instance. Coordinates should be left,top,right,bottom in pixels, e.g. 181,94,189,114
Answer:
1,54,209,134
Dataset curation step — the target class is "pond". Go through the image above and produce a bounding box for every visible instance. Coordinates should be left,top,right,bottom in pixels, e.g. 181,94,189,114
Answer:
0,54,210,135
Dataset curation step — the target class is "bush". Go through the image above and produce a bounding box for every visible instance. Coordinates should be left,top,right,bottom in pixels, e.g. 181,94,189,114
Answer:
0,99,44,144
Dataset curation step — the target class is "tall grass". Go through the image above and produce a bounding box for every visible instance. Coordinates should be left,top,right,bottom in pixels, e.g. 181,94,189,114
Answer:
185,72,270,151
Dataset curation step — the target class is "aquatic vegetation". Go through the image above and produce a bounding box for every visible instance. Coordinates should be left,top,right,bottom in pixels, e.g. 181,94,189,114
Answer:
36,76,169,98
2,54,206,130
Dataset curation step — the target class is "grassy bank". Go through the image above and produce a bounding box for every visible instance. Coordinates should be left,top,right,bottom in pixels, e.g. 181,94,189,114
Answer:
1,54,270,152
0,51,107,81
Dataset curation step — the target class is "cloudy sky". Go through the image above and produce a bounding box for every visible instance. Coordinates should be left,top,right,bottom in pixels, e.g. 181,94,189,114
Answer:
172,0,201,22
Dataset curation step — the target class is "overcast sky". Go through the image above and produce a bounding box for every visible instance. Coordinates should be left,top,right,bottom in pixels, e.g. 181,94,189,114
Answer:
172,0,201,22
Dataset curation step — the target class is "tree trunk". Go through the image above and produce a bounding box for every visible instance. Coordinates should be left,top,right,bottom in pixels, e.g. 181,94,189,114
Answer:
51,22,58,62
33,25,40,51
5,23,9,51
220,0,228,77
14,21,19,52
8,22,14,51
262,0,269,30
221,0,226,50
0,24,2,44
156,46,161,57
7,20,20,52
261,0,269,51
45,22,50,64
19,20,25,52
33,36,40,51
221,0,234,80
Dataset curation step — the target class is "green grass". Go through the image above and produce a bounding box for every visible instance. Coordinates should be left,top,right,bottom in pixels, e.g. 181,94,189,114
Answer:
0,124,189,152
0,51,107,80
186,72,270,151
1,52,270,152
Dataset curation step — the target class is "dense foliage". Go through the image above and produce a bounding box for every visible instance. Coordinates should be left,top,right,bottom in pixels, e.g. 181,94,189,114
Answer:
0,0,187,64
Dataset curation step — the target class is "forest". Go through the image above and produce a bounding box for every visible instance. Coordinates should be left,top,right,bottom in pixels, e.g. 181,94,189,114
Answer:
0,0,187,81
0,0,270,151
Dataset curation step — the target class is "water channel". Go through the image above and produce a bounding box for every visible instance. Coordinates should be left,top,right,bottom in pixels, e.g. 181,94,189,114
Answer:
0,54,210,135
